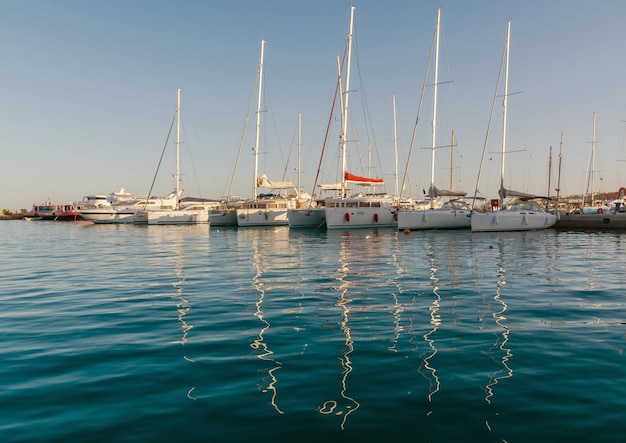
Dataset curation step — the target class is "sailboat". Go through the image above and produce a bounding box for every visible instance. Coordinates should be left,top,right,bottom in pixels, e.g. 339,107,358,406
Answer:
78,112,186,225
324,5,397,230
235,40,300,227
288,54,349,230
397,7,471,230
134,89,210,225
471,20,557,232
288,50,357,229
580,112,612,214
208,61,260,227
287,114,328,228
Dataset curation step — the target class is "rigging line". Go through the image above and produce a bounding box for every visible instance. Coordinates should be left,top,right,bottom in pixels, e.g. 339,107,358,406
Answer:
226,69,259,200
400,23,436,199
282,123,297,182
180,119,202,198
262,74,289,180
472,41,505,208
145,112,177,207
179,101,208,197
310,46,347,203
352,30,385,184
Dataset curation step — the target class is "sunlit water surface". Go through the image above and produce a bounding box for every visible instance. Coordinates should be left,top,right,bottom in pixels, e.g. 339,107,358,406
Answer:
1,221,624,442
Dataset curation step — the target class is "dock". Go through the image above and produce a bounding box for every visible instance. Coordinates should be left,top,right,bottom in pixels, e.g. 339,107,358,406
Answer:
553,213,626,230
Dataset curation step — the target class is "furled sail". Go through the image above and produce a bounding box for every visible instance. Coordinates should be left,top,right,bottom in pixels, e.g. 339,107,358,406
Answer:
317,183,343,191
498,187,536,200
256,174,294,189
344,171,384,185
428,184,467,198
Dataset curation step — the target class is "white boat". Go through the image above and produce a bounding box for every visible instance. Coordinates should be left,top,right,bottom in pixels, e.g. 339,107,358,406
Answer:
471,20,557,232
325,193,397,229
73,195,111,211
237,197,296,227
209,198,245,227
73,188,136,211
136,89,210,225
287,183,334,228
324,5,397,230
138,202,210,225
79,194,177,224
399,198,473,230
288,207,326,228
397,7,470,231
236,40,300,227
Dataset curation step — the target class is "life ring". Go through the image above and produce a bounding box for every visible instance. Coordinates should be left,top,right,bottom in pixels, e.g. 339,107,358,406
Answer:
373,213,379,223
597,208,603,214
345,212,350,222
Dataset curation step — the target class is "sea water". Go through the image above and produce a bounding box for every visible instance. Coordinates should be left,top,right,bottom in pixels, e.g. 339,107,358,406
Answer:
0,221,624,442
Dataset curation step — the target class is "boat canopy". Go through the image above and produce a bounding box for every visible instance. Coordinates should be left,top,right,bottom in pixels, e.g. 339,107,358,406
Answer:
256,174,295,189
345,171,384,185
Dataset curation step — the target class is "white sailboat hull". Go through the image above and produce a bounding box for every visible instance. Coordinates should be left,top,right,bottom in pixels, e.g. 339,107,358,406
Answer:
235,198,297,227
208,209,238,226
143,209,209,225
471,210,557,232
287,208,326,228
236,208,290,226
397,209,471,230
324,198,397,229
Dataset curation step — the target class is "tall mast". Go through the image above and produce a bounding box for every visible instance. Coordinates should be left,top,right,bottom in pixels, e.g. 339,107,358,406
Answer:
591,111,596,205
176,88,181,207
499,19,511,204
547,145,552,210
253,40,265,201
556,133,563,208
429,6,441,209
393,94,399,198
340,5,355,198
450,128,455,191
297,113,302,197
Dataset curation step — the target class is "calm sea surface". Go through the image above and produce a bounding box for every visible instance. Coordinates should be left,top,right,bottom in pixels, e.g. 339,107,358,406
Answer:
1,220,625,442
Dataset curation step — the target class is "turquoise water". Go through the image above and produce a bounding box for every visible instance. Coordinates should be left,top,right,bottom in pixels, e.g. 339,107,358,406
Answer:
1,221,625,442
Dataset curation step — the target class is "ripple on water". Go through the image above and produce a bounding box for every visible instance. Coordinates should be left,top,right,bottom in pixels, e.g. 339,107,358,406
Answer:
0,223,625,441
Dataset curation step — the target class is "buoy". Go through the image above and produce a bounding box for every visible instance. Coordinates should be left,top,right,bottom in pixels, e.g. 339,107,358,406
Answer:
345,212,350,222
373,213,379,223
597,208,603,214
403,228,410,235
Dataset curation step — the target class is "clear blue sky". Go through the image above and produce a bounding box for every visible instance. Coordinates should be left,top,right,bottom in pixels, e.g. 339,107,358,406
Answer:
2,0,626,210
